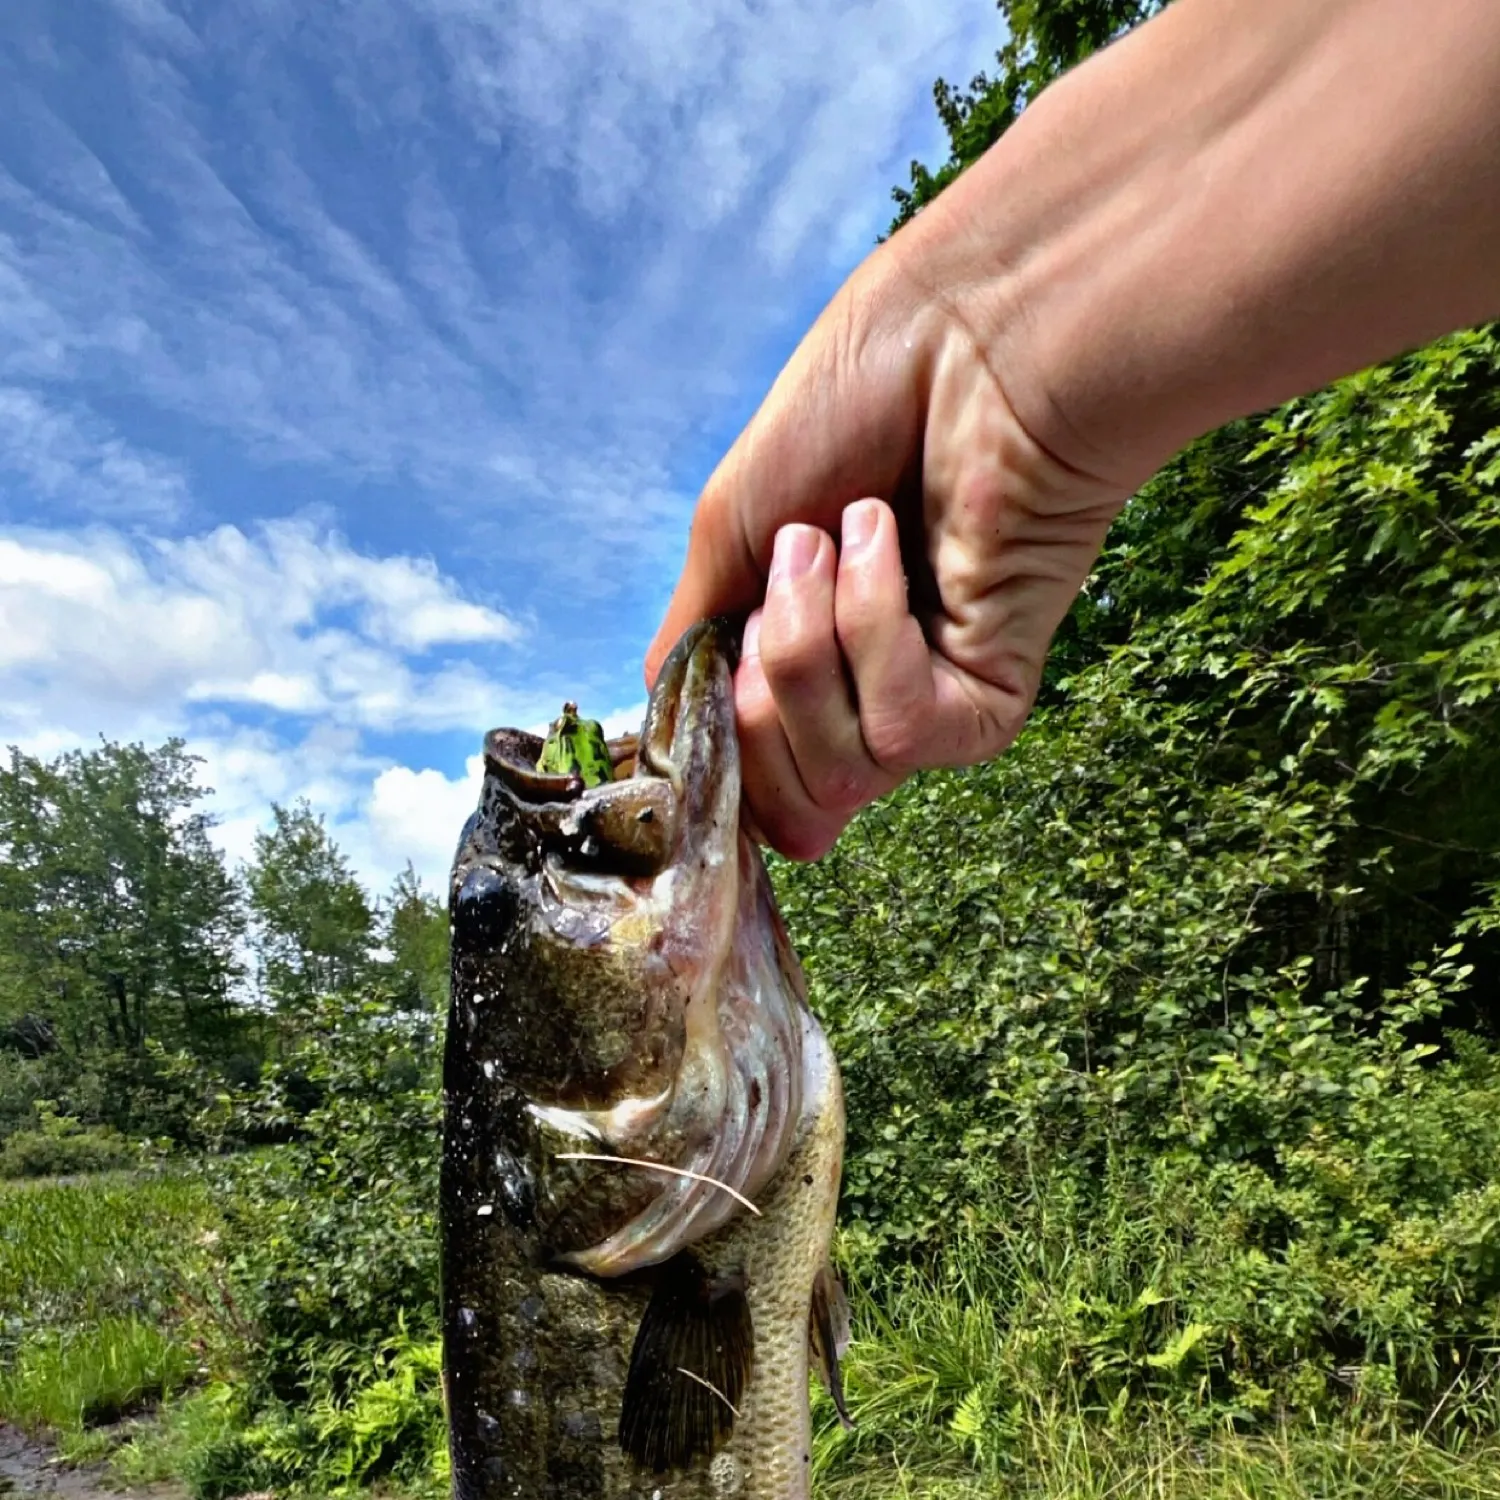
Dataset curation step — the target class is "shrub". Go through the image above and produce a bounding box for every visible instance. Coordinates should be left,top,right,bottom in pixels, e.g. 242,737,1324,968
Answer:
0,1102,138,1178
210,997,441,1408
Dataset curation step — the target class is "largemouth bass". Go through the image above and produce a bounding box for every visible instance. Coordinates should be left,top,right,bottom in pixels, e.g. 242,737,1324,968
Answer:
442,619,849,1500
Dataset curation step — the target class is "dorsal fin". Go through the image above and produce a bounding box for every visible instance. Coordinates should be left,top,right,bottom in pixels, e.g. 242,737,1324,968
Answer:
619,1253,754,1472
809,1261,854,1429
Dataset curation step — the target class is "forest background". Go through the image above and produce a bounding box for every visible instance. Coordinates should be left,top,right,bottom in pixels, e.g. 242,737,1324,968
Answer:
4,1,1500,1496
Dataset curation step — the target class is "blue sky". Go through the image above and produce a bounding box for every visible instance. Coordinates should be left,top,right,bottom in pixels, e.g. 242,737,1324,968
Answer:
0,0,1003,894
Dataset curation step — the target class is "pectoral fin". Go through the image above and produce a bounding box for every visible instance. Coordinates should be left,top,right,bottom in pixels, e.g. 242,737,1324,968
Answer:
809,1261,854,1429
619,1254,754,1473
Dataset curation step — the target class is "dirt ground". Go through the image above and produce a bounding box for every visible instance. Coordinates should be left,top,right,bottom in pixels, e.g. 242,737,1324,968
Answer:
0,1426,186,1500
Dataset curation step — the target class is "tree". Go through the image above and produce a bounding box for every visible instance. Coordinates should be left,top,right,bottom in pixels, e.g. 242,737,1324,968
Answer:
246,801,374,1018
0,739,244,1056
890,0,1164,231
378,864,448,1019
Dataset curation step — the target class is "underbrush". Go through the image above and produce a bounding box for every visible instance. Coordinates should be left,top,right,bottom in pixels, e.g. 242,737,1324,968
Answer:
109,1331,447,1500
815,1426,1500,1499
815,1223,1500,1497
6,1060,1500,1500
0,1104,140,1179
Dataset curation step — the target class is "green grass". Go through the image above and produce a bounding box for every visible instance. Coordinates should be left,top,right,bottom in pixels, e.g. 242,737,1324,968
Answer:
108,1385,246,1491
0,1316,195,1433
813,1426,1500,1498
0,1170,216,1336
811,1225,1500,1500
0,1169,218,1445
6,1169,1500,1500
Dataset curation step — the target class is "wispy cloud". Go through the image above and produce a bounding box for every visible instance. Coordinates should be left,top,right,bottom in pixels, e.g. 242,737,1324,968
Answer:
0,385,189,522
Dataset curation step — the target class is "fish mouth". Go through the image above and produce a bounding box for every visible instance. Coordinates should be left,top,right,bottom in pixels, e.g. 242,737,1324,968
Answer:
474,617,740,876
634,616,741,783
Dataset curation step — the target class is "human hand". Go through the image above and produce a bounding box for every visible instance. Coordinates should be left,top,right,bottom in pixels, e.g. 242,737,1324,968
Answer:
649,0,1500,863
646,239,1129,861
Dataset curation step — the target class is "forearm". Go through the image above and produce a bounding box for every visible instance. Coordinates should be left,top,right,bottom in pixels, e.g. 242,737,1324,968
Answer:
903,0,1500,487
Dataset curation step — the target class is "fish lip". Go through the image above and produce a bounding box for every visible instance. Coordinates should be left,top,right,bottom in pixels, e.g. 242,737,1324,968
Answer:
637,615,740,782
479,617,739,808
483,728,587,803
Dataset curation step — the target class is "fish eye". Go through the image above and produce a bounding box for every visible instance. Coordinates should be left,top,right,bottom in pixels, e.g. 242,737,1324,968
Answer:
453,866,518,949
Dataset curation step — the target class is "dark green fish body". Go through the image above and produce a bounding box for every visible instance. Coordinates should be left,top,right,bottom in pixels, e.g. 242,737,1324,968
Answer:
442,622,847,1500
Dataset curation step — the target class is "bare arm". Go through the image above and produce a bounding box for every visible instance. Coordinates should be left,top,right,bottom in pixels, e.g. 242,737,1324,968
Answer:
650,0,1500,858
966,0,1500,486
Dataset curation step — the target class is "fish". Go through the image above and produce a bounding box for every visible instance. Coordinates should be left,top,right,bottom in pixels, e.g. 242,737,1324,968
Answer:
441,618,850,1500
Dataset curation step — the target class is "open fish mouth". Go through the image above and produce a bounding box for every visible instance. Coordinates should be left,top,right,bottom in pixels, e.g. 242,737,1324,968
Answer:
448,618,808,1277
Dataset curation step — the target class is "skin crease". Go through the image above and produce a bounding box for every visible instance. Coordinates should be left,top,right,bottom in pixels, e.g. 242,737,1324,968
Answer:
645,0,1500,862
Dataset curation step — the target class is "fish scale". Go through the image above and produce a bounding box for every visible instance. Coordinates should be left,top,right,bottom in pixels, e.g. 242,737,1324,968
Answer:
701,1019,844,1499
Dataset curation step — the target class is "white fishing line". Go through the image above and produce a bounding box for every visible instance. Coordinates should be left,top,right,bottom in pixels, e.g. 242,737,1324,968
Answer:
553,1153,762,1216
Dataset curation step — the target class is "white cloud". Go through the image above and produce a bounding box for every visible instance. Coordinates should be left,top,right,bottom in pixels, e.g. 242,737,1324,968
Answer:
0,0,999,599
0,520,524,741
0,516,646,897
0,0,1007,897
600,701,647,740
366,755,484,894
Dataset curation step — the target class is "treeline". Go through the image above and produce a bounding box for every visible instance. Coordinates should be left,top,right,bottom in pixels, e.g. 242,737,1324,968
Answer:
0,738,449,1148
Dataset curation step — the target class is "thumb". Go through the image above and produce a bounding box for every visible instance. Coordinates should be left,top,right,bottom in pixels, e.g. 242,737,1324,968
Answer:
646,462,766,688
646,285,923,686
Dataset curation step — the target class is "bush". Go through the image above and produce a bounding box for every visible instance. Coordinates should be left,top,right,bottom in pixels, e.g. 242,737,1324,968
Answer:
0,1102,138,1178
196,995,443,1492
771,543,1500,1421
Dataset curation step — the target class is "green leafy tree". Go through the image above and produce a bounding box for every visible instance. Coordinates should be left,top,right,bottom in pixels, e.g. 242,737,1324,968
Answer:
246,802,374,1020
0,740,243,1057
378,864,449,1019
890,0,1164,231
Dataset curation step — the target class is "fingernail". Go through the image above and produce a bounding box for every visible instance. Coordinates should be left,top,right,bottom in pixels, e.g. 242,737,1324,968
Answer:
842,500,880,556
769,525,819,585
741,609,762,662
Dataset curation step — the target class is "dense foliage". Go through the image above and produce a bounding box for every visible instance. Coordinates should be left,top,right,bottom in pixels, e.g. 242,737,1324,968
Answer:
0,742,448,1148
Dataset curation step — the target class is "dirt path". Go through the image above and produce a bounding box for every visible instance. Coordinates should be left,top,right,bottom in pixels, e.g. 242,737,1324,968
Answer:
0,1426,186,1500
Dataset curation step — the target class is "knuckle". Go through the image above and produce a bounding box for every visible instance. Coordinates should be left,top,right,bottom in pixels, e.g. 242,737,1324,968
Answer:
804,759,873,819
746,776,844,863
758,613,835,697
771,816,841,863
833,584,886,650
862,708,928,773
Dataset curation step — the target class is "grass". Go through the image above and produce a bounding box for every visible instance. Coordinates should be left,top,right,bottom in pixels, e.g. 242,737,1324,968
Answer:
108,1386,245,1491
0,1317,194,1432
5,1168,1500,1499
813,1427,1500,1498
0,1170,216,1337
810,1223,1500,1500
0,1170,218,1445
